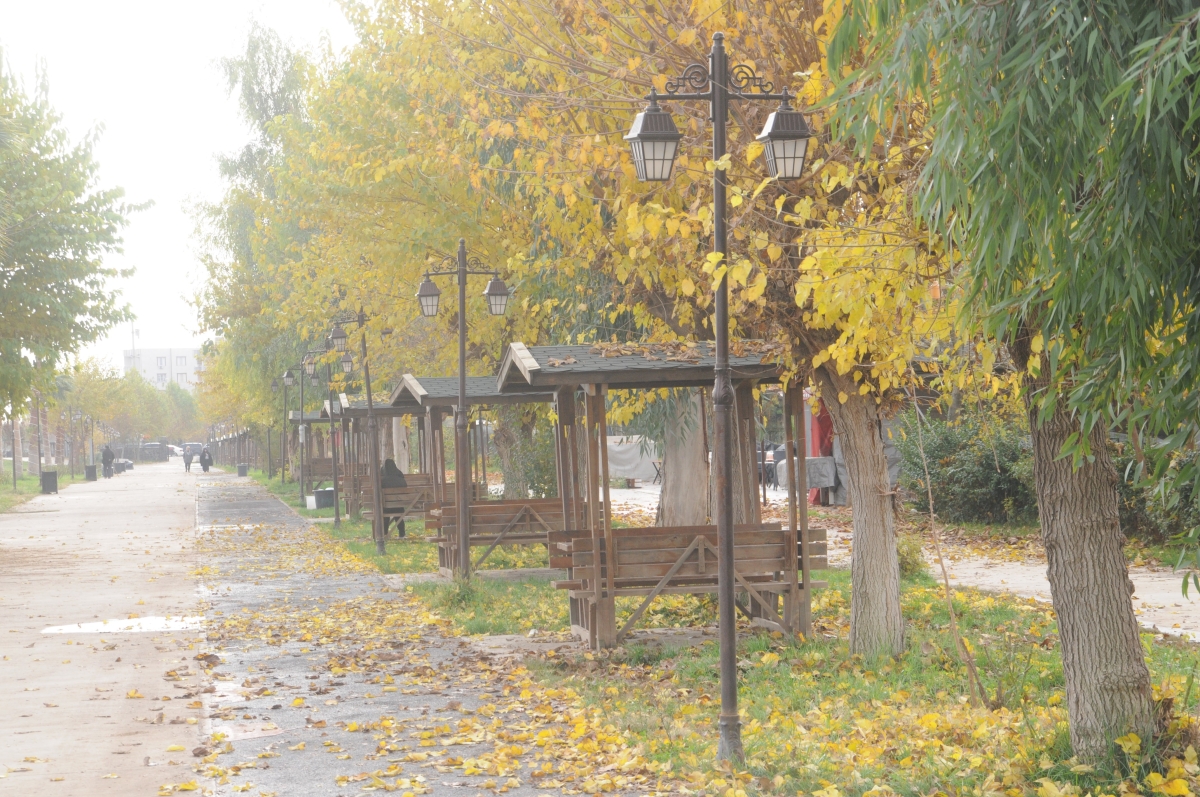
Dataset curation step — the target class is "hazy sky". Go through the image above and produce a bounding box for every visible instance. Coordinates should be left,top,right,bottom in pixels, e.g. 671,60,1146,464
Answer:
1,0,356,369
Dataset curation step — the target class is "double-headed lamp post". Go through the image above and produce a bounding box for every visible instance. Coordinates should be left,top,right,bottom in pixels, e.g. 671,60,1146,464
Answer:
281,369,295,485
621,33,812,763
416,238,511,579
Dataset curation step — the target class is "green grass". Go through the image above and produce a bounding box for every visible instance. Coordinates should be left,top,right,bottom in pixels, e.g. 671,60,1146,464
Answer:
521,569,1200,796
0,466,89,513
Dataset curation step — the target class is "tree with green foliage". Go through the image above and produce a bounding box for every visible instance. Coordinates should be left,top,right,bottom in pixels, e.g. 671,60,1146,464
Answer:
827,0,1200,760
0,65,133,414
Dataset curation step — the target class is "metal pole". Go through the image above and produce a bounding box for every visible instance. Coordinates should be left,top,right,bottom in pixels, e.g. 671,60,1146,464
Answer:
299,370,305,505
455,238,472,579
708,32,744,764
281,382,288,485
364,327,385,555
35,391,42,478
329,363,341,527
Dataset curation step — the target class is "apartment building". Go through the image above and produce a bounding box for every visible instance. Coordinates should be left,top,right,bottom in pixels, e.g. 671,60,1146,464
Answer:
123,348,201,389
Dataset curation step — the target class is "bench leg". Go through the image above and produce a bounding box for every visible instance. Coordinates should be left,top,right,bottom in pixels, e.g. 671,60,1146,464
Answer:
595,596,617,649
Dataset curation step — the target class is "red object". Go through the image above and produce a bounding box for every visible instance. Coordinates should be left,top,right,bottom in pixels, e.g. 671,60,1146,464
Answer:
809,398,834,505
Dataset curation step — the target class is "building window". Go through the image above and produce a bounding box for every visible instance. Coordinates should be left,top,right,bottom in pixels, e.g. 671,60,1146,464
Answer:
157,356,166,368
176,356,186,366
157,373,167,384
177,373,188,383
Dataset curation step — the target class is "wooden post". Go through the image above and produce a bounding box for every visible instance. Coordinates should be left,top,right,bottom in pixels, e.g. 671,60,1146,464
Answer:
782,385,800,634
795,387,811,636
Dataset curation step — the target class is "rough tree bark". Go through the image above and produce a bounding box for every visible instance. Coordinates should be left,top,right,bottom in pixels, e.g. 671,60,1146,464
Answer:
494,405,532,499
383,419,395,461
1025,373,1154,759
657,389,710,526
816,367,905,657
393,418,410,473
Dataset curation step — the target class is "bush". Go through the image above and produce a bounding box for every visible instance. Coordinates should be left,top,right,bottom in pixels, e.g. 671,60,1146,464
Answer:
896,533,927,578
895,407,1038,524
1111,443,1200,543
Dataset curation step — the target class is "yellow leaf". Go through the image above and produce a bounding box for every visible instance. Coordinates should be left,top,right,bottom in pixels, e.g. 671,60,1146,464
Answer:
1153,779,1191,796
126,689,144,699
1115,733,1142,755
837,391,848,404
166,745,185,752
177,782,199,792
288,742,305,751
680,278,695,297
746,141,764,164
291,697,305,707
745,272,767,302
767,243,783,262
1031,332,1044,353
644,214,662,238
677,28,698,46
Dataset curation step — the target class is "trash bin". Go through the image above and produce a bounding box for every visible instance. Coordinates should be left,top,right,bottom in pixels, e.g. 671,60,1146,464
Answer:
237,464,249,477
313,488,335,509
85,464,97,481
40,470,58,494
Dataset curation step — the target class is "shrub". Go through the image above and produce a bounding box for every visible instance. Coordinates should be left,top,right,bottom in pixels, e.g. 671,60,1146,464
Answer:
896,533,927,578
895,407,1038,524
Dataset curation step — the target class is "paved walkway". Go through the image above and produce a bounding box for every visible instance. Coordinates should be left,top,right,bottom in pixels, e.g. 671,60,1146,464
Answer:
0,461,202,792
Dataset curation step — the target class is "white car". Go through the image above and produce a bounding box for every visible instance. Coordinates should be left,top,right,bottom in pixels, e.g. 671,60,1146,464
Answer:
168,445,183,457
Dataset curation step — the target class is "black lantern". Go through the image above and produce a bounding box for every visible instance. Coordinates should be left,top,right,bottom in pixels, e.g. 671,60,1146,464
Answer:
483,275,511,316
303,355,316,377
331,323,348,352
755,92,812,181
271,378,279,393
624,92,682,182
283,369,295,387
309,373,320,387
417,276,441,317
341,352,353,374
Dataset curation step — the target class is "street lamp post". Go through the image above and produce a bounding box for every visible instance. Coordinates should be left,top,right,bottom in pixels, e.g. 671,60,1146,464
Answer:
416,239,510,579
619,33,812,764
330,311,387,555
281,370,295,485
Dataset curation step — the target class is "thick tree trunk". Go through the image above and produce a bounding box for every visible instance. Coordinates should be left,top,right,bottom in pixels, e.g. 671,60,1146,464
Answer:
393,418,410,473
383,419,395,461
816,368,905,657
1026,380,1153,760
494,405,531,500
657,389,710,526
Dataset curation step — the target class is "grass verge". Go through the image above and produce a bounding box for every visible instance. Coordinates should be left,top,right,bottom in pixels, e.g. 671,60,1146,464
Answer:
0,467,89,513
521,570,1199,796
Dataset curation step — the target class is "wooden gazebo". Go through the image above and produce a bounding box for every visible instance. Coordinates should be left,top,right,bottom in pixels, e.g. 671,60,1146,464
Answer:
388,375,558,573
496,341,827,649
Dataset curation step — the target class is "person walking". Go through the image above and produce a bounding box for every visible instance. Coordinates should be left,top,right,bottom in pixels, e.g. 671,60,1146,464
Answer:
101,445,115,479
183,450,194,473
198,447,213,473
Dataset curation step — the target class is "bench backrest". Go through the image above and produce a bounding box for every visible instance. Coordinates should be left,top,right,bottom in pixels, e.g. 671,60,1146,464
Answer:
427,498,566,537
568,524,827,585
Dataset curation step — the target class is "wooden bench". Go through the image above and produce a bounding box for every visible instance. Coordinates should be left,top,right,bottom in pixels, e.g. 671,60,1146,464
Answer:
358,475,436,521
426,498,567,571
554,524,828,649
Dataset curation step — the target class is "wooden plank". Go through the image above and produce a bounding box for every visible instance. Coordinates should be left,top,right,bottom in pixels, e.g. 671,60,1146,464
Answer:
615,543,786,566
571,555,791,580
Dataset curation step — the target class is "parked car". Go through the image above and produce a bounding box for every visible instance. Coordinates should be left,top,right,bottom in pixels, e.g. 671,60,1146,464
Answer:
168,445,183,457
183,442,204,457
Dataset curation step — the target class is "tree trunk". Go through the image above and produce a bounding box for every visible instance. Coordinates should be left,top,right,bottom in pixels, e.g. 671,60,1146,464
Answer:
816,368,905,657
494,405,531,500
1026,377,1153,759
383,418,395,461
393,418,410,473
14,415,24,478
657,389,710,526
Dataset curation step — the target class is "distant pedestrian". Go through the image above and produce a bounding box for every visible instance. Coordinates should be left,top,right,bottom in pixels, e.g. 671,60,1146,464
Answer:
183,451,194,473
101,445,115,479
199,447,213,473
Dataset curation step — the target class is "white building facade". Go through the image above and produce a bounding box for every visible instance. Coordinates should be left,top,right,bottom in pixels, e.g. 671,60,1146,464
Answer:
123,348,201,389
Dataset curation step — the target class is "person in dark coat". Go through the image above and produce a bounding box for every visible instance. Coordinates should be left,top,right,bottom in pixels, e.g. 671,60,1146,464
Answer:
199,447,213,473
380,458,407,537
183,451,194,473
101,445,115,478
